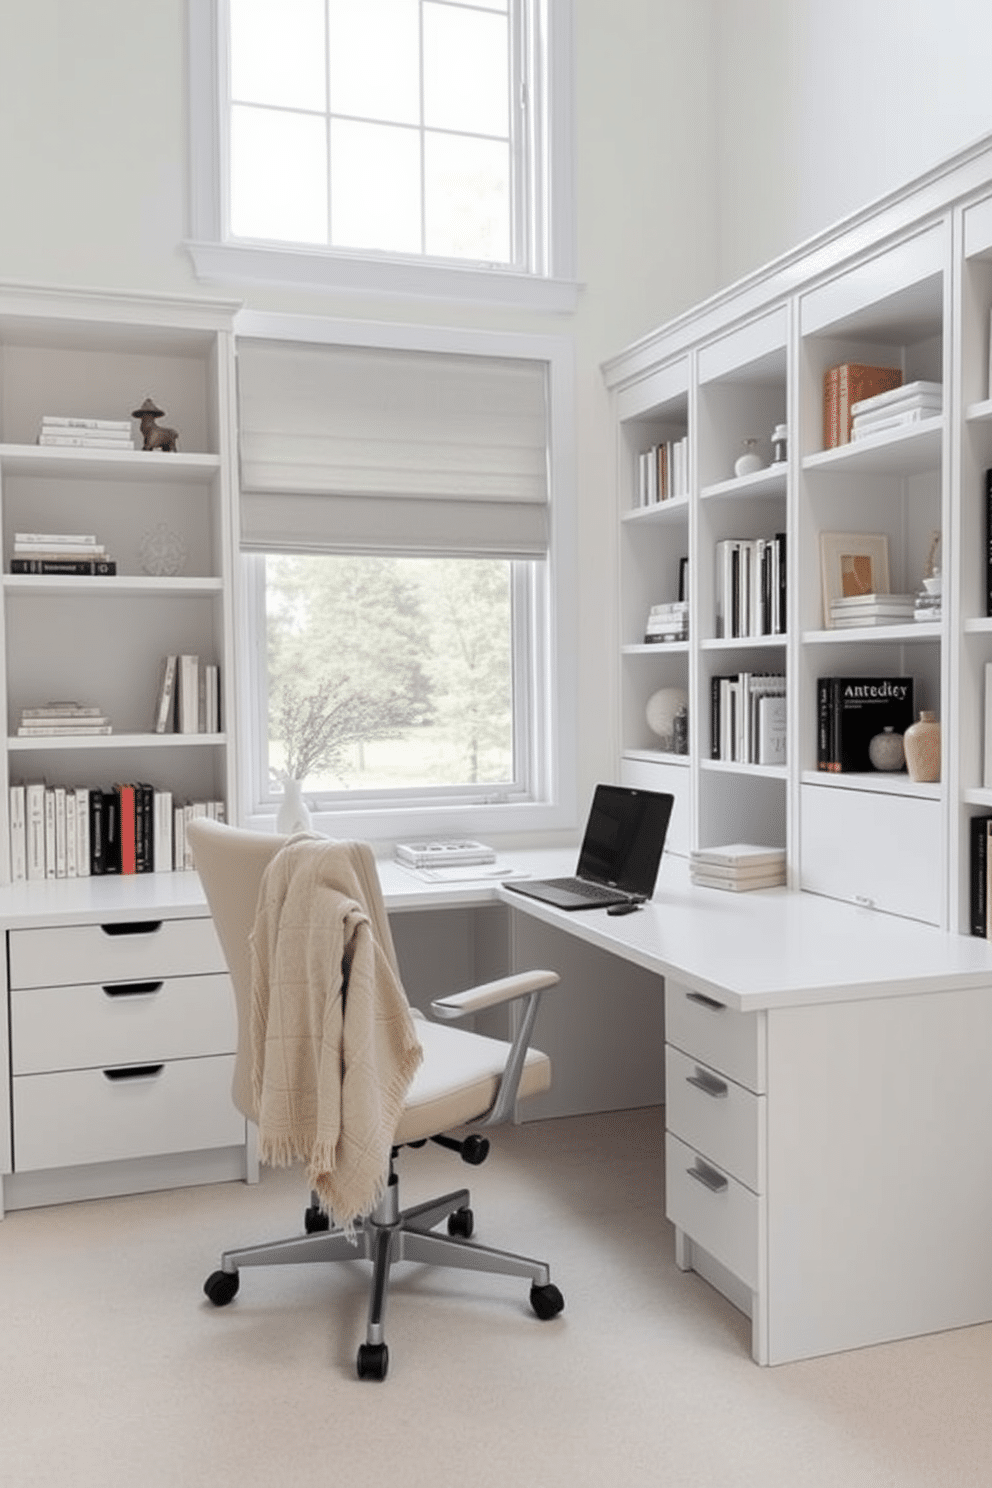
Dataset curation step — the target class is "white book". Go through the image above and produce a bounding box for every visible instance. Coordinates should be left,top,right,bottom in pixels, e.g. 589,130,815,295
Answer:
9,785,26,882
37,433,134,448
25,783,46,880
851,408,939,439
757,693,787,766
984,662,992,792
153,654,178,733
64,789,77,878
177,654,199,734
203,664,220,733
832,592,915,610
75,787,90,877
13,532,98,547
690,870,786,892
173,804,185,872
44,788,56,879
690,842,786,869
53,786,67,879
153,789,173,872
21,701,104,717
13,540,108,556
849,380,943,416
41,415,132,431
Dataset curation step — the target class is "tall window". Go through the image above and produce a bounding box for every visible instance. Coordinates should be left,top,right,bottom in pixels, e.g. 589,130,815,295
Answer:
186,0,577,307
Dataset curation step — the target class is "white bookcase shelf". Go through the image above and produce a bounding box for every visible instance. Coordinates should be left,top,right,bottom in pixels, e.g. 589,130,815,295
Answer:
604,137,992,933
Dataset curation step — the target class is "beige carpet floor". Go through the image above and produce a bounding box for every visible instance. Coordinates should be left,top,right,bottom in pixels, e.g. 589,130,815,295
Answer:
0,1106,990,1487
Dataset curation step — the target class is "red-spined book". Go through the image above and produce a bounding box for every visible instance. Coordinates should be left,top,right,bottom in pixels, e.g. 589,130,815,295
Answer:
114,783,137,874
826,364,903,448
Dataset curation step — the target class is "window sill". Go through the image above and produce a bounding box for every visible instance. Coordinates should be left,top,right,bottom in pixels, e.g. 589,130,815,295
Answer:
186,239,582,315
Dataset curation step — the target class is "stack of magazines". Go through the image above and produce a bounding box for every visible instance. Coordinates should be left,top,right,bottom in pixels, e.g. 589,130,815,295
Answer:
37,415,134,450
850,381,942,440
394,838,496,869
689,843,786,892
17,701,111,737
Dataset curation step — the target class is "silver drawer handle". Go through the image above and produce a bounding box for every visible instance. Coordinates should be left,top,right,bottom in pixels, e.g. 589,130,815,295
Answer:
103,981,164,999
685,991,725,1012
687,1068,728,1098
687,1161,728,1194
103,1064,164,1082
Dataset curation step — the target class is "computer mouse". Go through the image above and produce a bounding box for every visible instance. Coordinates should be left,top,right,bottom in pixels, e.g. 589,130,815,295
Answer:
607,901,642,915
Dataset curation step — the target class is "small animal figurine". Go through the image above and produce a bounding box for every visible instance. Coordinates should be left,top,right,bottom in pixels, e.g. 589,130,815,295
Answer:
131,397,179,452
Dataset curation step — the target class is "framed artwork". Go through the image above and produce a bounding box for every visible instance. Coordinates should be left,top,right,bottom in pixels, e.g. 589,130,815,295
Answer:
819,531,890,627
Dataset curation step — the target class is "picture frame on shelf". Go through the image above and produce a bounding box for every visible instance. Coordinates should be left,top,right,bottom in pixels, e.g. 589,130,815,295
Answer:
819,531,890,628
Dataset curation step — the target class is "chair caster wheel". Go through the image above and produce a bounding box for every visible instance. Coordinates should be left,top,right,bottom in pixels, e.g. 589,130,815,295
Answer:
447,1206,474,1239
530,1282,564,1320
204,1269,240,1306
357,1342,389,1381
461,1135,490,1166
304,1204,330,1233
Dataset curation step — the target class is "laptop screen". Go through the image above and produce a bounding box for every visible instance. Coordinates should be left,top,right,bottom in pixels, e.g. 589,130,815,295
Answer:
577,784,674,895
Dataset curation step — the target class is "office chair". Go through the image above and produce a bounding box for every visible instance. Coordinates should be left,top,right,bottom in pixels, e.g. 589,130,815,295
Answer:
187,817,564,1381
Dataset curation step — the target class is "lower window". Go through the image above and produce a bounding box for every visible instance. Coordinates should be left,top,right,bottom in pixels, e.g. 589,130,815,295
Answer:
245,552,543,817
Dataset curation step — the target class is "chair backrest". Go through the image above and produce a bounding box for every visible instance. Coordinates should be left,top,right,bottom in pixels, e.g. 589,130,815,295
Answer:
186,818,403,1117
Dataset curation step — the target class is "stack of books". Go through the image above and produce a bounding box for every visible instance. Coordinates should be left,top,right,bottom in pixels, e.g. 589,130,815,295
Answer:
823,364,903,448
394,838,496,870
850,380,943,441
644,600,688,643
36,415,134,450
689,843,786,892
10,531,115,576
16,701,111,737
829,592,916,628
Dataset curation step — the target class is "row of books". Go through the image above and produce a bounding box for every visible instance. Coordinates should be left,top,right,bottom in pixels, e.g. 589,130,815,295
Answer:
850,380,942,441
817,675,914,773
690,842,786,893
710,672,786,766
8,782,225,880
10,529,116,576
36,415,134,451
822,363,902,449
968,813,992,937
715,533,786,639
644,600,688,643
636,436,689,505
154,654,221,734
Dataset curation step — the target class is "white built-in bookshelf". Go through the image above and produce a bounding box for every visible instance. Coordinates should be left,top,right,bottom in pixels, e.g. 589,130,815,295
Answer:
604,136,992,936
0,285,240,884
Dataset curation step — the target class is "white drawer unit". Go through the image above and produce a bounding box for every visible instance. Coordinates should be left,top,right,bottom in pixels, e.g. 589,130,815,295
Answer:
6,914,244,1180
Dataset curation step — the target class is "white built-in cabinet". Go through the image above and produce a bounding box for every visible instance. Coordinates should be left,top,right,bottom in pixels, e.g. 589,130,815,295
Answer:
605,136,992,936
0,284,248,1211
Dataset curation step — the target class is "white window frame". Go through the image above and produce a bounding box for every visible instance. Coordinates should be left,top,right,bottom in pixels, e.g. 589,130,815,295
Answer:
186,0,579,313
234,310,578,840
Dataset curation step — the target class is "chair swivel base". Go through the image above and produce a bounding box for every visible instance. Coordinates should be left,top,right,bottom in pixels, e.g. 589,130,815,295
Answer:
204,1173,564,1380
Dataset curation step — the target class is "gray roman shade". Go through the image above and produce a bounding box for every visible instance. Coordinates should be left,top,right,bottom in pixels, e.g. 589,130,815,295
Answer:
236,339,550,558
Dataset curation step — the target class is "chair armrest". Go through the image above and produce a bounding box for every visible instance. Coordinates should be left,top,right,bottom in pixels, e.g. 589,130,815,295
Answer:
431,969,560,1129
430,969,559,1021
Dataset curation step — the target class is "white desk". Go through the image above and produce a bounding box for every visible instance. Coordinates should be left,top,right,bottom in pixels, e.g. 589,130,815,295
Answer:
499,856,992,1365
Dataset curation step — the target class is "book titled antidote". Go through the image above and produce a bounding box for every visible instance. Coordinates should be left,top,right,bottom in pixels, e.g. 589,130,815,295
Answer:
818,676,914,772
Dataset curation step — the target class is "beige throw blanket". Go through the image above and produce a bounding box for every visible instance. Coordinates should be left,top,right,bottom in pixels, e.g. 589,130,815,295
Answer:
249,836,423,1232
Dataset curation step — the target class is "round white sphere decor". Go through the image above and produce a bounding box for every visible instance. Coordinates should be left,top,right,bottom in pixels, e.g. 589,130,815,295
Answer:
646,687,688,747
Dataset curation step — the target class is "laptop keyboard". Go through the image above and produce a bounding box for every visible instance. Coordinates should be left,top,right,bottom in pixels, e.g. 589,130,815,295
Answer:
540,877,629,902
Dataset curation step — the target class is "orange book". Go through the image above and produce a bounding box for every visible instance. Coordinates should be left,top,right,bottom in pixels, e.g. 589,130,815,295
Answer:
114,783,137,874
822,366,840,450
835,363,903,446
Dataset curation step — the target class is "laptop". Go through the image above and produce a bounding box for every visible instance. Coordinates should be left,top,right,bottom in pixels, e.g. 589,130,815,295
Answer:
504,784,674,911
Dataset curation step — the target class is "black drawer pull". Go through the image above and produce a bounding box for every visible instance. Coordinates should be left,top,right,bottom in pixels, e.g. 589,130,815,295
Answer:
686,990,726,1012
100,921,163,937
103,981,164,999
687,1161,729,1194
103,1064,164,1082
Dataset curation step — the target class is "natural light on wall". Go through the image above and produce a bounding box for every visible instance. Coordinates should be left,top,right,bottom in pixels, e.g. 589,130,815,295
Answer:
228,0,514,263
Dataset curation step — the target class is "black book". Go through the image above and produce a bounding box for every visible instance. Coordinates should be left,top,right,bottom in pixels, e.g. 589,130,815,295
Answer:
102,788,122,875
775,532,786,634
89,789,106,875
828,676,915,772
970,813,992,937
9,558,116,575
817,677,833,770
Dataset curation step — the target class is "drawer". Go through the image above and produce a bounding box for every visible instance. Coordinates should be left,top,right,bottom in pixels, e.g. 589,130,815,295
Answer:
666,1132,760,1291
12,1055,244,1171
8,916,227,989
665,980,765,1092
11,974,236,1075
665,1045,766,1193
800,783,941,925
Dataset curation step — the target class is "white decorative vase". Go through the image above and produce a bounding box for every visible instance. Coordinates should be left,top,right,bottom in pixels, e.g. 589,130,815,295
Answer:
276,776,312,835
734,438,764,478
868,726,905,772
646,687,688,752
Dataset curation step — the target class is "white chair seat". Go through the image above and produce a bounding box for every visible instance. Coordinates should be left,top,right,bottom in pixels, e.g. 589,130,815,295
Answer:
395,1016,551,1144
